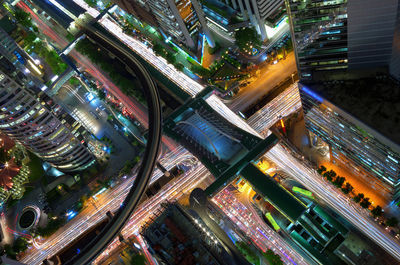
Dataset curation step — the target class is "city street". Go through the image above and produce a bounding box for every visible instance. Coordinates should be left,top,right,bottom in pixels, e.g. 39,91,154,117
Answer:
263,144,400,262
20,147,209,264
14,1,400,264
228,52,297,112
212,187,308,265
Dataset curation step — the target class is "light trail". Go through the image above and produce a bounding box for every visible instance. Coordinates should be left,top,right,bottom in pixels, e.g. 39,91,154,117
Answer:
20,1,399,263
17,1,178,153
247,83,301,138
212,188,307,265
264,145,400,261
74,0,204,97
20,147,208,264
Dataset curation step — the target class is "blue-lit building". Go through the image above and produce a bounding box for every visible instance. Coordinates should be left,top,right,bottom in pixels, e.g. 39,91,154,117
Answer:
286,0,400,201
299,79,400,201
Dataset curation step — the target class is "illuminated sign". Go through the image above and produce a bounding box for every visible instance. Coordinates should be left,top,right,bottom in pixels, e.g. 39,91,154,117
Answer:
13,51,25,64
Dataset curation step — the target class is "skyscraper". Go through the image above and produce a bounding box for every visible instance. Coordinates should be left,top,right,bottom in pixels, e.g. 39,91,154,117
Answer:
286,0,400,80
112,0,215,52
286,0,400,201
226,0,285,40
0,70,96,173
0,71,96,172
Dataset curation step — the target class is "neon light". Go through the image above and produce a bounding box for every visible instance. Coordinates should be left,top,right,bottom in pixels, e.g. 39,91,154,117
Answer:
265,212,281,231
201,34,205,66
301,86,324,102
280,119,286,134
292,186,314,199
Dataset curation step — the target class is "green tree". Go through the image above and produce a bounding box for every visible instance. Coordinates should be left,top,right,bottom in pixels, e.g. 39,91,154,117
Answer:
371,205,383,218
98,89,106,100
333,176,345,187
69,77,80,86
152,42,166,57
360,197,371,209
353,193,364,203
12,237,29,254
84,0,97,8
174,62,185,71
36,215,66,237
25,32,37,45
234,27,261,53
190,64,210,78
4,244,16,259
317,165,327,174
341,182,353,194
236,241,259,265
130,253,146,265
263,249,283,265
14,10,32,28
165,52,176,64
386,217,398,227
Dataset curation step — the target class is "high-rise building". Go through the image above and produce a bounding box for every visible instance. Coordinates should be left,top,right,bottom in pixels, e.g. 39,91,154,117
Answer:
286,0,400,201
0,70,96,172
223,0,286,40
299,79,400,201
286,0,400,80
112,0,215,52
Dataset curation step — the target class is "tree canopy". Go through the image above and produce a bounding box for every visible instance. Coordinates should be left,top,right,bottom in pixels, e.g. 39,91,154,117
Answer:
234,27,261,52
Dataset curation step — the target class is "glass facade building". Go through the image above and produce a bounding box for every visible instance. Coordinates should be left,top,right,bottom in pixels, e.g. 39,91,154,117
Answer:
0,71,96,172
287,0,400,201
112,0,214,51
299,83,400,200
285,0,348,79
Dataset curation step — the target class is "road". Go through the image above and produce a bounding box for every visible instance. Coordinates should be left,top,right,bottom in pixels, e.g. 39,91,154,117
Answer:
240,81,400,261
20,0,400,263
20,147,207,264
212,187,307,265
17,1,177,152
247,83,302,137
16,2,306,264
238,185,318,265
75,0,204,97
238,81,400,262
262,145,400,262
228,52,297,112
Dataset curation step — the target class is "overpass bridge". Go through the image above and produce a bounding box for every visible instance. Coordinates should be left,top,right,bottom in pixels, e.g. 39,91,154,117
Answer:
163,86,280,194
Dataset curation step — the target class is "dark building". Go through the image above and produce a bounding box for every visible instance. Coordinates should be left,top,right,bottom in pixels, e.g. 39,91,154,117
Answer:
286,0,400,201
142,203,223,265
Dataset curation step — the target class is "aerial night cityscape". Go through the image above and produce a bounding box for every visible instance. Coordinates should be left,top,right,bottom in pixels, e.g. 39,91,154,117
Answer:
0,0,399,264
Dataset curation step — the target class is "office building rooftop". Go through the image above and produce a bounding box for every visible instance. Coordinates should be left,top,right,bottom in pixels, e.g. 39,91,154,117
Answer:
303,75,400,146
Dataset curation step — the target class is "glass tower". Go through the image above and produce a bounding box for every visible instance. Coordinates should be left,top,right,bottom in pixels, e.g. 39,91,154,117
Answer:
285,0,348,79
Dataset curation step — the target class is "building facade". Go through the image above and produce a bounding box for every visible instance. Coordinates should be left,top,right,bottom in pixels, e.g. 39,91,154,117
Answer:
227,0,285,40
286,0,400,80
299,82,400,201
113,0,215,51
285,0,348,79
286,0,400,201
0,70,96,172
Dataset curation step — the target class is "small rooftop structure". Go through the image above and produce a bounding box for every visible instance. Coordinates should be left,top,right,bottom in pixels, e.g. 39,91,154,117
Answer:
142,203,222,265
